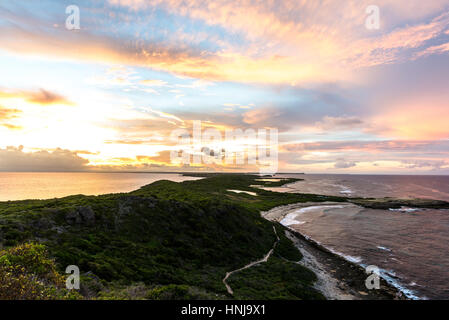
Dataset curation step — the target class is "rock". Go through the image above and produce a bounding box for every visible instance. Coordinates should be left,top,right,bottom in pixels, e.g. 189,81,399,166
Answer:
65,210,81,225
51,226,66,234
66,206,95,225
80,271,104,298
32,218,53,229
118,202,132,217
77,206,95,225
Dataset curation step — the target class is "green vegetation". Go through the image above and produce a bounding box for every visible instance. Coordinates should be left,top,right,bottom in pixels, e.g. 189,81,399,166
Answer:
226,257,323,300
0,243,81,299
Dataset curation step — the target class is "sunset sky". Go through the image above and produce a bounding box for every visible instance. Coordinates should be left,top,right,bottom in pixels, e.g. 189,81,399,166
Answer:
1,0,449,173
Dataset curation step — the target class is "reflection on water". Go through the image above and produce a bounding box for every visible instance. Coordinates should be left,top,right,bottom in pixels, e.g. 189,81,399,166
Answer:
0,172,201,201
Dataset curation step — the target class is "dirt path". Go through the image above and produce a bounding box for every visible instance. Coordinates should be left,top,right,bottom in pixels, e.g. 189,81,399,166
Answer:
222,226,280,295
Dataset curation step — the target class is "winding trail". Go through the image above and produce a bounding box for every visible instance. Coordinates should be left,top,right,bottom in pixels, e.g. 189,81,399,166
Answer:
222,226,280,295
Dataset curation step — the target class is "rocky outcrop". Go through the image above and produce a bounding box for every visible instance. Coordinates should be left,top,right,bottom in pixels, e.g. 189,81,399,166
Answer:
65,206,95,226
350,198,449,210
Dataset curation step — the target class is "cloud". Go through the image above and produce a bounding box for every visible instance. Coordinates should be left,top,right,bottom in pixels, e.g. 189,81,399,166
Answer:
108,1,449,81
140,80,169,87
0,123,22,130
0,88,74,106
243,107,282,126
315,116,364,131
401,159,448,170
0,146,89,172
334,158,357,169
2,1,449,85
282,140,449,153
0,106,22,130
136,150,172,164
279,139,449,173
26,89,73,105
370,102,449,140
0,106,21,120
416,41,449,58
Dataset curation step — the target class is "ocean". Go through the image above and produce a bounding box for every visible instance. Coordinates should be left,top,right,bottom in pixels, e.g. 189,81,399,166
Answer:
0,172,201,201
274,174,449,299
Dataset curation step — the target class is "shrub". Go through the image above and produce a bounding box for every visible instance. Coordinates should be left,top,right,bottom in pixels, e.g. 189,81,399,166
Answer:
0,243,81,300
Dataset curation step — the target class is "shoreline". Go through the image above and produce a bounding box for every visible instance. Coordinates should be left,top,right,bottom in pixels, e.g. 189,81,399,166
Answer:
262,202,408,300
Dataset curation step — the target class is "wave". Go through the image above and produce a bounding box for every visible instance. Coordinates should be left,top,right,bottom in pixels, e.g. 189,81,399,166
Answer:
388,207,421,213
280,205,349,226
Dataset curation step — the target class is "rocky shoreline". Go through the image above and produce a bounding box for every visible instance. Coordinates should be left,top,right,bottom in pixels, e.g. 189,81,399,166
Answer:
262,202,408,300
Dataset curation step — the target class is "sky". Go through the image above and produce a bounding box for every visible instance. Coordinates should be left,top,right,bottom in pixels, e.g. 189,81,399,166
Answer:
1,0,449,174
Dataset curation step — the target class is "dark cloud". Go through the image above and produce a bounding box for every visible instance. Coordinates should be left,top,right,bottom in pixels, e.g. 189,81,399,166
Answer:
0,146,89,172
402,160,448,170
315,116,364,131
334,158,357,169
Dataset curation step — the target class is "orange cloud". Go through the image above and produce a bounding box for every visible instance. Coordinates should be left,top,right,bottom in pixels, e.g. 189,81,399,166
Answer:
0,106,21,120
370,102,449,140
0,88,74,106
0,123,22,130
2,2,449,85
0,106,22,130
140,79,169,86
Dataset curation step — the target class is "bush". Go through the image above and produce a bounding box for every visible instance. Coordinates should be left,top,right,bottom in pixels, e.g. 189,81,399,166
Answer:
0,243,81,300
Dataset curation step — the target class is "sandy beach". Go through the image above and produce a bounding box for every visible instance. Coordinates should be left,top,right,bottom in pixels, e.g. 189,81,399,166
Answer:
262,202,407,300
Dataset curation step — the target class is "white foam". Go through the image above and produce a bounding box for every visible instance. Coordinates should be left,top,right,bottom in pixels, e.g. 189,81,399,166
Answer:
279,205,348,226
377,246,392,252
377,268,424,300
332,184,353,195
280,216,306,226
388,207,420,213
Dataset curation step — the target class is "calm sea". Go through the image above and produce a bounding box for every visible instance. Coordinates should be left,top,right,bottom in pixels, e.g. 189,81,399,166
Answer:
0,172,201,201
275,174,449,299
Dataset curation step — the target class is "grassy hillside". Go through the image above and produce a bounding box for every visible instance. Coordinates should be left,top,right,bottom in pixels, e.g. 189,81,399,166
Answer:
0,174,346,300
